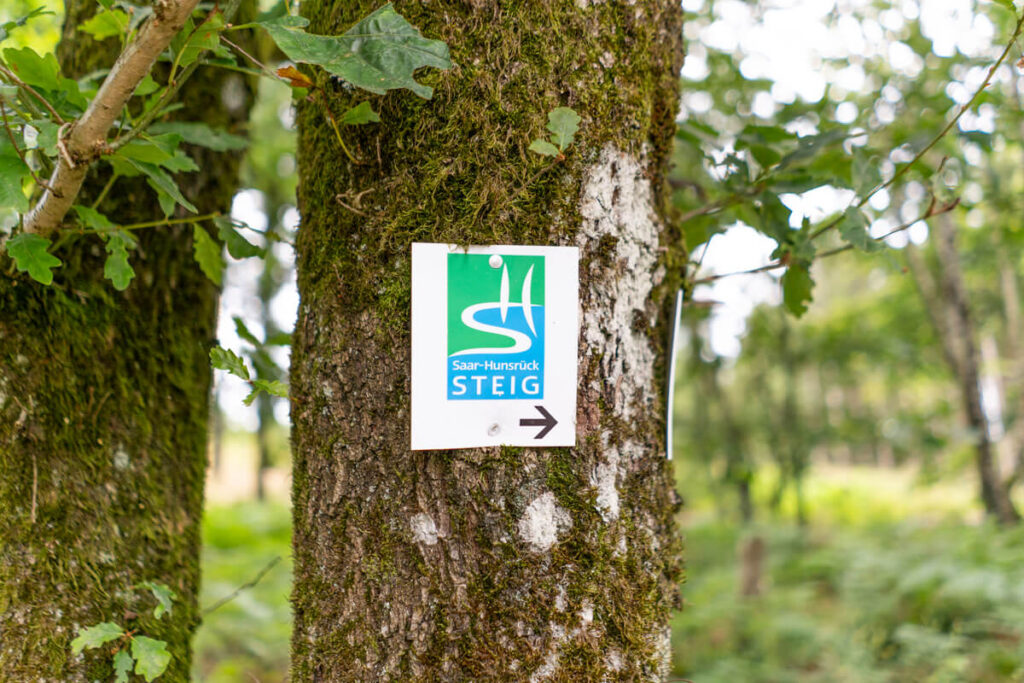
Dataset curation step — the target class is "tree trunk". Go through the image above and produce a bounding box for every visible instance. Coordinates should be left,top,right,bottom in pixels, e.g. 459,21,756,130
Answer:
0,4,254,680
290,1,684,680
906,219,1019,523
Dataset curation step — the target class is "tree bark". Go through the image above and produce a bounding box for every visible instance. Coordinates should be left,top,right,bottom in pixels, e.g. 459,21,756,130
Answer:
0,4,254,680
290,1,684,680
906,219,1019,523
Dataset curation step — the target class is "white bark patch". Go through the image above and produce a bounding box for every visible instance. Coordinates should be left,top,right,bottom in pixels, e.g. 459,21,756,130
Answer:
530,650,560,682
113,446,130,471
577,145,661,421
409,513,438,545
591,448,620,521
517,492,571,552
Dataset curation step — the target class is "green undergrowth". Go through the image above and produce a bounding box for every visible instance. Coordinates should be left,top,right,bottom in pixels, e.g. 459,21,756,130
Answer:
192,502,292,682
672,516,1024,682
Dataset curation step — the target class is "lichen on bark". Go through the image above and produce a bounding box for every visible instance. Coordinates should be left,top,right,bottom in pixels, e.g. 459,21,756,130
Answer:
290,1,685,680
0,2,255,679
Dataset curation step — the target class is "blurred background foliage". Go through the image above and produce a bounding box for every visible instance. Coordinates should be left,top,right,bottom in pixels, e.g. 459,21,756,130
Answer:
6,0,1024,679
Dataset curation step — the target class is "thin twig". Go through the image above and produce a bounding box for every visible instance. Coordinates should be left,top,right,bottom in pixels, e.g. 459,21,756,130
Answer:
201,556,282,616
0,64,66,125
692,200,958,285
219,34,280,81
23,0,203,235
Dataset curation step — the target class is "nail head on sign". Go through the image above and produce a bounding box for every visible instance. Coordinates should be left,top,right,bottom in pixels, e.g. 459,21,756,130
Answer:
489,254,503,268
488,423,500,436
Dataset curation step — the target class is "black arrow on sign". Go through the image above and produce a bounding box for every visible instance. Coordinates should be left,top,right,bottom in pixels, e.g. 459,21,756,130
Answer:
520,406,557,439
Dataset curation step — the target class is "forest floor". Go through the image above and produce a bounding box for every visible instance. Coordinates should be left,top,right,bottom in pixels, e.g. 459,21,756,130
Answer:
193,435,1024,681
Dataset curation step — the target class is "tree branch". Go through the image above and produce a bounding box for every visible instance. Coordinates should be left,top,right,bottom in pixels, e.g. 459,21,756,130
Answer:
810,10,1024,241
22,0,202,237
691,200,958,285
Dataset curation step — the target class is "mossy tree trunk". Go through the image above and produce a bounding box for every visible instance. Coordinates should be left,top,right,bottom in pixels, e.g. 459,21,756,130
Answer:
0,3,254,680
290,1,685,680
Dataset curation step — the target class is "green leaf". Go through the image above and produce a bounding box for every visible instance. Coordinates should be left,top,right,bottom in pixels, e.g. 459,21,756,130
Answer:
70,622,124,654
546,107,580,150
112,649,133,683
0,153,30,213
5,233,61,285
160,150,199,173
233,316,261,346
259,3,451,99
104,233,135,290
265,331,292,346
2,46,60,91
244,378,288,405
117,140,175,165
73,204,116,232
126,158,197,213
1,7,54,44
148,122,248,151
338,101,380,125
139,581,176,620
837,208,882,252
781,263,814,317
192,224,223,285
156,189,176,218
79,9,129,40
135,73,160,96
211,346,250,380
171,12,225,70
30,119,59,155
131,636,171,682
852,149,882,196
215,216,264,259
528,139,559,157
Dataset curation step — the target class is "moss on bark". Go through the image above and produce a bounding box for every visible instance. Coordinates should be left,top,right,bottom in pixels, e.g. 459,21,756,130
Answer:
291,1,684,680
0,3,255,680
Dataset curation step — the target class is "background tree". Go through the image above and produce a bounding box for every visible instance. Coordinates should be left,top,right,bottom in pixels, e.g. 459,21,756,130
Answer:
289,0,685,679
0,1,255,678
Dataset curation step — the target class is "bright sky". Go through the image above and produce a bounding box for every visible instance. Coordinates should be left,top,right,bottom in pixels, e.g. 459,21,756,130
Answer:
680,0,1012,357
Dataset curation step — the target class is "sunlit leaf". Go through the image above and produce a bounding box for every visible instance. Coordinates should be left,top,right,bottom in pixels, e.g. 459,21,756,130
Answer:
546,107,580,150
131,636,171,682
112,649,133,683
210,346,249,380
529,139,558,157
79,9,129,40
70,622,123,654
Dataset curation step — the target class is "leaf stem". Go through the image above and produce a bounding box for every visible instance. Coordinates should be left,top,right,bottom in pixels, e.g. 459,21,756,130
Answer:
91,172,120,209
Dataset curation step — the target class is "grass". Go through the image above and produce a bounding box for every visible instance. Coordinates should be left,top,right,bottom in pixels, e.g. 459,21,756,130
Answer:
672,465,1024,682
191,462,1024,681
192,501,292,682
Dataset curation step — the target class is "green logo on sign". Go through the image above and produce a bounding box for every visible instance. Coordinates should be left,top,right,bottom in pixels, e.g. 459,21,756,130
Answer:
447,253,545,400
